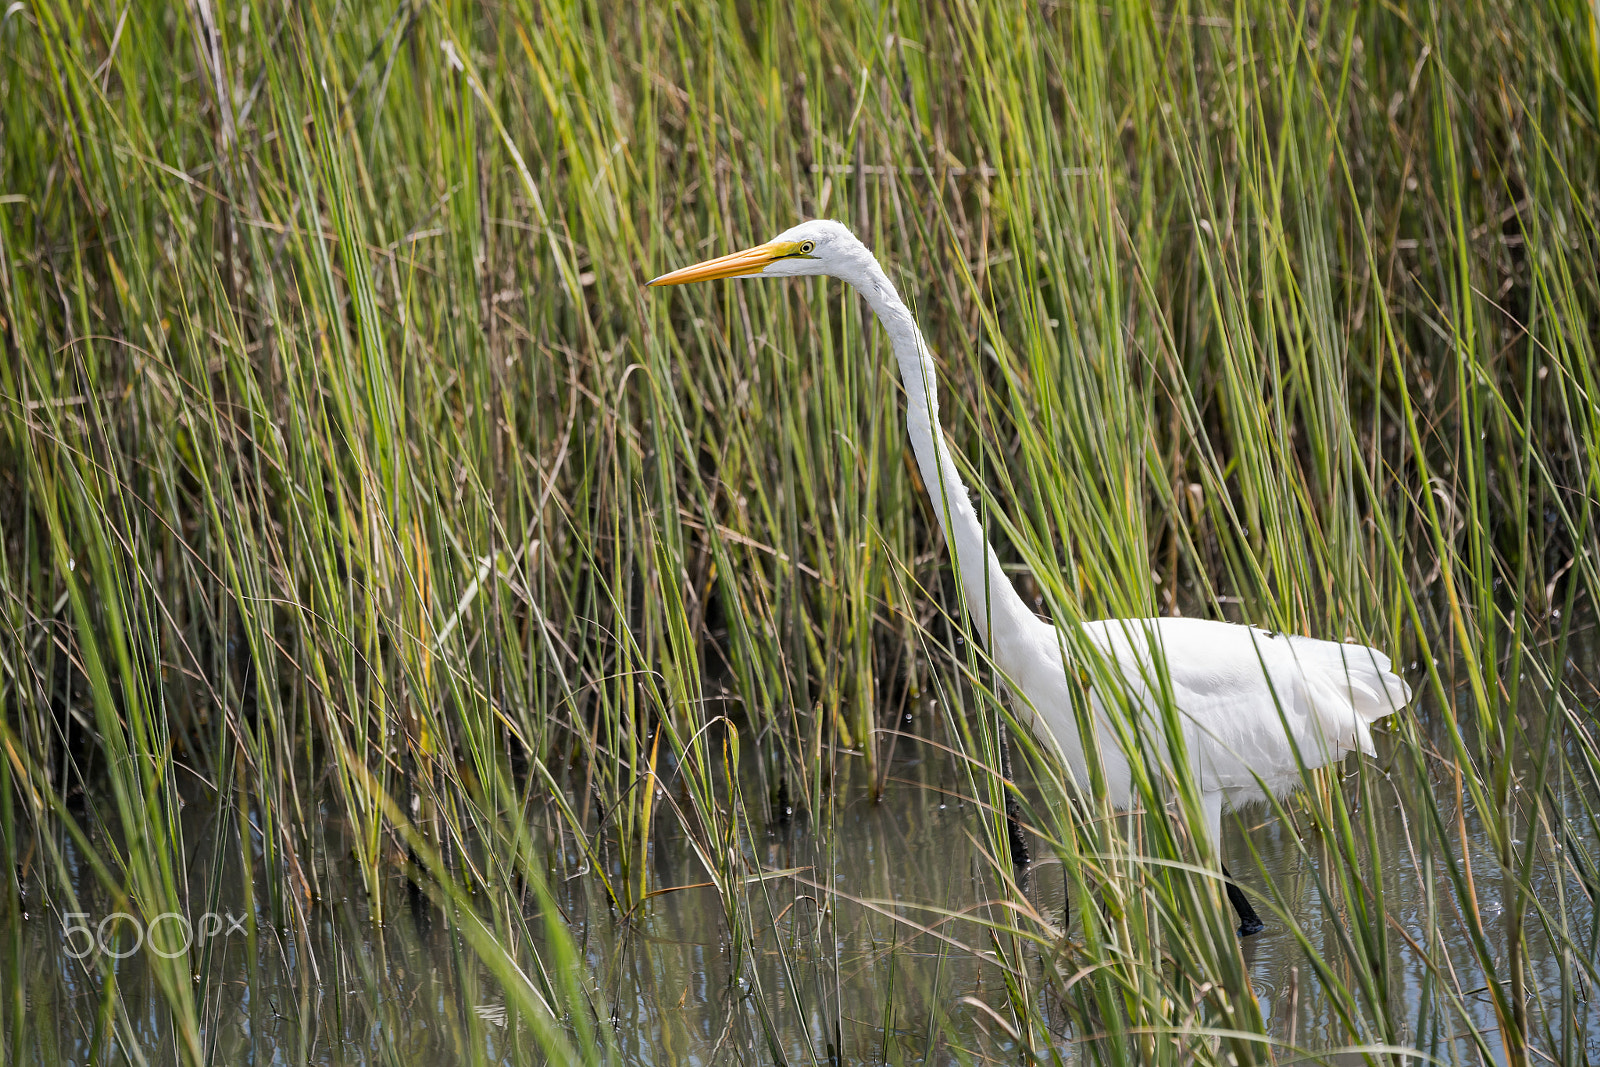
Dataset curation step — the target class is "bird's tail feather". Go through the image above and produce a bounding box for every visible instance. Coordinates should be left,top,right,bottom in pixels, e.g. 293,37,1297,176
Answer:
1289,638,1412,758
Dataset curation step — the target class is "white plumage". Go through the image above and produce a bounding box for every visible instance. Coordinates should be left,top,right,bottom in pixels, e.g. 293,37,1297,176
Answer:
650,220,1413,934
1006,615,1411,850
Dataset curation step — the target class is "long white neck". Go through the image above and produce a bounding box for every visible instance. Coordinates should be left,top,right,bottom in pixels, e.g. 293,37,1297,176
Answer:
845,254,1036,654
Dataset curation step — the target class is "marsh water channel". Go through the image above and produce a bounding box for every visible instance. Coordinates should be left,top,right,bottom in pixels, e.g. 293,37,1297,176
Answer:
16,651,1600,1065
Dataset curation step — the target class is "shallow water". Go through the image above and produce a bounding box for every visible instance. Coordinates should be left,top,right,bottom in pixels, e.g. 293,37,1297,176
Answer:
15,675,1600,1064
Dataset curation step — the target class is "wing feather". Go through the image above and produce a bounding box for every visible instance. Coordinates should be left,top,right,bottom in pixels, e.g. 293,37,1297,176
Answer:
1061,617,1411,805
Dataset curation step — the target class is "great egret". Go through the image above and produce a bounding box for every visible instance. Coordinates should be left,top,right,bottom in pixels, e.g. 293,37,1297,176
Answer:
649,219,1412,936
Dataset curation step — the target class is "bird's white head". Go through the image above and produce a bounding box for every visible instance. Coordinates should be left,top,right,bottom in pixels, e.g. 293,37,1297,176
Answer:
647,220,873,290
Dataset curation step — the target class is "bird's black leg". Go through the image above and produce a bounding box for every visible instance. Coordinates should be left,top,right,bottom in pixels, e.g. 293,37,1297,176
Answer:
998,726,1030,867
1221,863,1264,937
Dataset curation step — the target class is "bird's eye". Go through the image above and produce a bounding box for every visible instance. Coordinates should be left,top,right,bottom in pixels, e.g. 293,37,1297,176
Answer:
799,241,816,255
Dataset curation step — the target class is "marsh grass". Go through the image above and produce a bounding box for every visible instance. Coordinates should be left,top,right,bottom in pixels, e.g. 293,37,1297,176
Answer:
2,0,1599,1062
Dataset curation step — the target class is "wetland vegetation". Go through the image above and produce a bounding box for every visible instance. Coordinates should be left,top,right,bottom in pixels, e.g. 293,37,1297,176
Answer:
2,0,1599,1062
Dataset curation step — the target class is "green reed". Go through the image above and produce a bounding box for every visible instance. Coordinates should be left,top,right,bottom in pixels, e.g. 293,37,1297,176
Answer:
1,0,1597,1062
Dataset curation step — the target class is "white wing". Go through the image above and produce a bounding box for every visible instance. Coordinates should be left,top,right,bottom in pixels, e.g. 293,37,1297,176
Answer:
1008,616,1412,820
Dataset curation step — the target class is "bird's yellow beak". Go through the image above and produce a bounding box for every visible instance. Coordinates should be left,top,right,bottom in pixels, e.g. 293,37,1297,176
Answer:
646,241,791,286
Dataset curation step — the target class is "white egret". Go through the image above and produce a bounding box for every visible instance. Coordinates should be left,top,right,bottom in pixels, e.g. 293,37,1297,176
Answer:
648,219,1412,936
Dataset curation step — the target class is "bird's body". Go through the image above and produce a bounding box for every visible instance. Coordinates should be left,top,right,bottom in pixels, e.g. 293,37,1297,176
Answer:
650,220,1412,934
1004,614,1406,844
